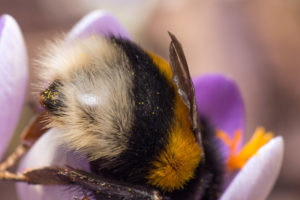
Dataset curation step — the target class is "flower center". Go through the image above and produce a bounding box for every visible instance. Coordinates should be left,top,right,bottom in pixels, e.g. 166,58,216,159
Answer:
217,127,274,171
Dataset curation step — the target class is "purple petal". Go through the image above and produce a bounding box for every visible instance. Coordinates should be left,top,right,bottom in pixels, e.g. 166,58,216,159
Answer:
0,16,6,39
193,74,245,152
220,137,284,200
67,10,131,40
0,14,28,159
17,129,91,200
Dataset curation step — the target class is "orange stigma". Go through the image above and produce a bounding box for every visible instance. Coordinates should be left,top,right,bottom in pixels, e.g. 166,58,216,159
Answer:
217,127,274,171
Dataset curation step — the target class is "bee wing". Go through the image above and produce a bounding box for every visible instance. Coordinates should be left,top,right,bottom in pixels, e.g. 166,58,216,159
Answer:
168,32,202,145
22,166,167,200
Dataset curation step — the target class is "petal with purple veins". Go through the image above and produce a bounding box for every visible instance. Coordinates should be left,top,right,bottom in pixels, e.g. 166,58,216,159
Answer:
193,74,245,137
0,14,28,160
193,74,245,156
220,137,284,200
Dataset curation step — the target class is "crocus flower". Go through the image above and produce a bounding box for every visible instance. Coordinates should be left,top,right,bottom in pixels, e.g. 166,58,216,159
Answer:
0,10,284,200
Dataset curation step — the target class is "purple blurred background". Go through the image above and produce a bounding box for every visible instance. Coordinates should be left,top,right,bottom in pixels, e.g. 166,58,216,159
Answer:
0,0,299,199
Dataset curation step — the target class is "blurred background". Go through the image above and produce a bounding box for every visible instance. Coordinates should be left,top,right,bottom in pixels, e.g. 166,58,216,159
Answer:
0,0,299,199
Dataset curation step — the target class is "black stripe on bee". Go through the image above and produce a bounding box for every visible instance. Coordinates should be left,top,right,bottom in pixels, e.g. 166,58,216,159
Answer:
91,37,176,184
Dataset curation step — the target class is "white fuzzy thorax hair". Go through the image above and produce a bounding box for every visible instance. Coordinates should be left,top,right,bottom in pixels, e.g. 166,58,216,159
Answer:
36,36,135,161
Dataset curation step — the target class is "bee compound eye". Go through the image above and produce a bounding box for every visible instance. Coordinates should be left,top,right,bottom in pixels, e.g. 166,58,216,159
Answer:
40,80,64,112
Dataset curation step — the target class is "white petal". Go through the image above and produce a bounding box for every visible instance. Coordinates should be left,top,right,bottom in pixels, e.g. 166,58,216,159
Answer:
17,129,91,200
220,136,284,200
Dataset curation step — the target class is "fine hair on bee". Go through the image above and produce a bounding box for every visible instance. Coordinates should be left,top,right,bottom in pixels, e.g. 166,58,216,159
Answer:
32,32,224,200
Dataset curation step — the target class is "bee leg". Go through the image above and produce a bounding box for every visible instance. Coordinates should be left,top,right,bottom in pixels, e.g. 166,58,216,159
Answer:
20,112,49,147
1,166,169,200
0,112,49,184
0,144,28,171
0,170,27,182
0,112,48,171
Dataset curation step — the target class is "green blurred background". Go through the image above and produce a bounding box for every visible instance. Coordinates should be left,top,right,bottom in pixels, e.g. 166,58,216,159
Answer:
0,0,299,199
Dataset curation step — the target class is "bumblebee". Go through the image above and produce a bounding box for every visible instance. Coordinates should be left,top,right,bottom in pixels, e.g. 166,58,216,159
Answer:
1,33,224,200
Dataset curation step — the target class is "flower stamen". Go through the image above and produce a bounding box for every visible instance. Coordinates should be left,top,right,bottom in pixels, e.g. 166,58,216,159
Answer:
217,127,274,171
